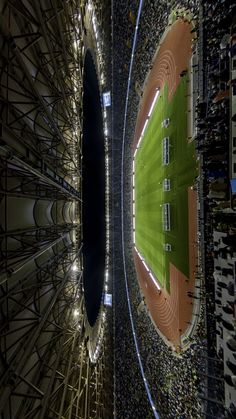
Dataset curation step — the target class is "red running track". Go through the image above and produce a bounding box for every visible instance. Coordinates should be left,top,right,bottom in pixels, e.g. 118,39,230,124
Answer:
133,19,198,350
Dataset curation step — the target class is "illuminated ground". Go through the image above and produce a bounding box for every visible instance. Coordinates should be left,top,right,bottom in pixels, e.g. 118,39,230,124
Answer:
135,79,197,292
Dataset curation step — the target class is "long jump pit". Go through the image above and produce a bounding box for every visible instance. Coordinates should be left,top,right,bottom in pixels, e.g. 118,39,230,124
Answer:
132,15,198,351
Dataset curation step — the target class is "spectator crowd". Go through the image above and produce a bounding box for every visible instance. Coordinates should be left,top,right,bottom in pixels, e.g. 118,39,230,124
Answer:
112,0,236,418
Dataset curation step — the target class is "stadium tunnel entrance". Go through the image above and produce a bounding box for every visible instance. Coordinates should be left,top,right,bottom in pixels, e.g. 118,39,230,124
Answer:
82,49,105,327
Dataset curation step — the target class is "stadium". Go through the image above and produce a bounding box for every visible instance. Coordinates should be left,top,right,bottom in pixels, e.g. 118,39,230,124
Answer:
0,1,236,419
133,16,198,349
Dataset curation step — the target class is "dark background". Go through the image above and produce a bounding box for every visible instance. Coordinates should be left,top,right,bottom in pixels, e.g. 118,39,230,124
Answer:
82,50,105,327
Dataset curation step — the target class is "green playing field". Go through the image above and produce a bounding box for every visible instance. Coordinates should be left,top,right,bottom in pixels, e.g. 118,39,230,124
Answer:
134,77,197,292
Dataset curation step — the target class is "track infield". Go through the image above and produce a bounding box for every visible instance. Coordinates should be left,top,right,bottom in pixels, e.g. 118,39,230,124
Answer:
133,17,198,348
135,79,197,292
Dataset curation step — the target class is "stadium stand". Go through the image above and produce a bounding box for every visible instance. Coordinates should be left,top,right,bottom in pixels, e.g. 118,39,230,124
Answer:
113,0,236,417
113,1,208,418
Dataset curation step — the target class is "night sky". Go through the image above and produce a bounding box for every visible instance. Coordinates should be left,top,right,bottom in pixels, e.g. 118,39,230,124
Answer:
82,50,105,327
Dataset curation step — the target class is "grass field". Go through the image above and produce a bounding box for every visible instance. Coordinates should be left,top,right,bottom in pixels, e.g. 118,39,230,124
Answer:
134,77,197,292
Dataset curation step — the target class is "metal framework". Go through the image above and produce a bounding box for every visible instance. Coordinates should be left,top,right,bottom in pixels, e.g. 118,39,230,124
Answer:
0,1,112,418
